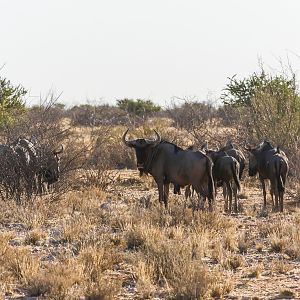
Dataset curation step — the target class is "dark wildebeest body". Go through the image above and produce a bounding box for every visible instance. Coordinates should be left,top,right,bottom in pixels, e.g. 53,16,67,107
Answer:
245,141,288,212
206,150,241,213
123,130,215,209
0,144,21,201
11,138,38,198
219,143,246,180
0,138,63,201
11,138,64,195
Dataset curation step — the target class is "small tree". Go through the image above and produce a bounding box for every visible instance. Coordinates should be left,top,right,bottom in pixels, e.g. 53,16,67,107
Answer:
116,98,161,118
221,68,300,147
0,77,27,127
220,66,300,181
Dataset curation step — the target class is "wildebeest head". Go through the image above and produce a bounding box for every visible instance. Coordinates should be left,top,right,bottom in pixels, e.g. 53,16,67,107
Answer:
122,129,161,175
42,145,64,184
244,141,272,177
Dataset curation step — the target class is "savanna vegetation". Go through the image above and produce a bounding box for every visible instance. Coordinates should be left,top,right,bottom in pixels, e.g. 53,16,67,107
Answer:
0,64,300,299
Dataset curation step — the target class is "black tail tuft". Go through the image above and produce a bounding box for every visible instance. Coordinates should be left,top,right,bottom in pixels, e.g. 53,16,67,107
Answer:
275,160,284,192
206,157,215,203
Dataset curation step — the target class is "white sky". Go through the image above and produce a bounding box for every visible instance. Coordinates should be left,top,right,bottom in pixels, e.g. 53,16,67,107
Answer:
1,0,300,106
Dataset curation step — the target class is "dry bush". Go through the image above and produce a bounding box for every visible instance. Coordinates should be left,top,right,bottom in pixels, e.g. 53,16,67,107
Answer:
260,215,300,258
79,240,122,300
166,98,217,131
0,198,58,229
61,214,94,243
68,104,130,127
255,243,264,253
238,232,250,254
84,125,135,190
270,259,293,274
63,188,106,217
247,263,264,278
279,289,297,298
24,228,46,245
0,236,40,285
122,206,235,299
26,260,83,299
135,260,156,298
0,94,87,203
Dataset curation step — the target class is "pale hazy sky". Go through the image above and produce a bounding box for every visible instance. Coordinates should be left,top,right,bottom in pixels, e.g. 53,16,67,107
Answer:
1,0,300,106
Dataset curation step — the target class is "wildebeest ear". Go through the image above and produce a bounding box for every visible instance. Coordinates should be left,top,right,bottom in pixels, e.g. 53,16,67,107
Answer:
200,141,208,150
276,146,281,154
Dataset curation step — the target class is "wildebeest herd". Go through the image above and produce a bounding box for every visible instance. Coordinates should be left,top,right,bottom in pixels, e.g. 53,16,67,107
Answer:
0,137,63,203
123,129,289,213
1,131,288,214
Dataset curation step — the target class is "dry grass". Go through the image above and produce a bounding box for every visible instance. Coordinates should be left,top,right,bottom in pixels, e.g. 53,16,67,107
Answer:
247,263,264,278
24,228,46,245
279,289,297,298
270,259,293,274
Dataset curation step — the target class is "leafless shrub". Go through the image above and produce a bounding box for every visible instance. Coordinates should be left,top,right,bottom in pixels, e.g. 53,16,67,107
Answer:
68,104,130,127
166,97,217,131
0,93,87,203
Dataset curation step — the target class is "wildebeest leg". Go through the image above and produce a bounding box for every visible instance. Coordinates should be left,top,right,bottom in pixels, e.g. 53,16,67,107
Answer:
223,183,228,212
260,178,267,210
183,185,191,210
225,180,232,214
36,173,43,195
173,184,181,195
197,194,205,211
270,179,279,211
155,178,165,205
270,189,274,210
279,177,285,213
163,183,169,208
233,182,238,213
185,185,191,199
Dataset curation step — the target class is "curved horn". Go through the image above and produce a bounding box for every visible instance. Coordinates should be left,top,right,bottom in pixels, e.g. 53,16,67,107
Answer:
54,144,64,155
153,129,161,144
122,128,132,147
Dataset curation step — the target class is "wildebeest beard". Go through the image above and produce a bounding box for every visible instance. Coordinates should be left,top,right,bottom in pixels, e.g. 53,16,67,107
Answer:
135,147,149,177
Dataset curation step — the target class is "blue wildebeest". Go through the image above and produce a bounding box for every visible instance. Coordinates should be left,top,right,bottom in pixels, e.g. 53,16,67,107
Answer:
204,148,241,213
181,141,245,206
11,137,38,198
0,144,21,201
218,141,246,180
122,129,215,209
245,141,289,212
11,138,64,195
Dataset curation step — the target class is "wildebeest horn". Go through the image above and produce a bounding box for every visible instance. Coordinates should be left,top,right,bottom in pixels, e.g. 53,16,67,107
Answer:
153,130,161,144
122,129,131,147
54,144,64,155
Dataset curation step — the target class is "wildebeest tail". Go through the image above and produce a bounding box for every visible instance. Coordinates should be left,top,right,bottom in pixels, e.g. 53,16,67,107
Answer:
231,160,241,191
239,160,245,180
275,159,284,192
206,157,215,202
